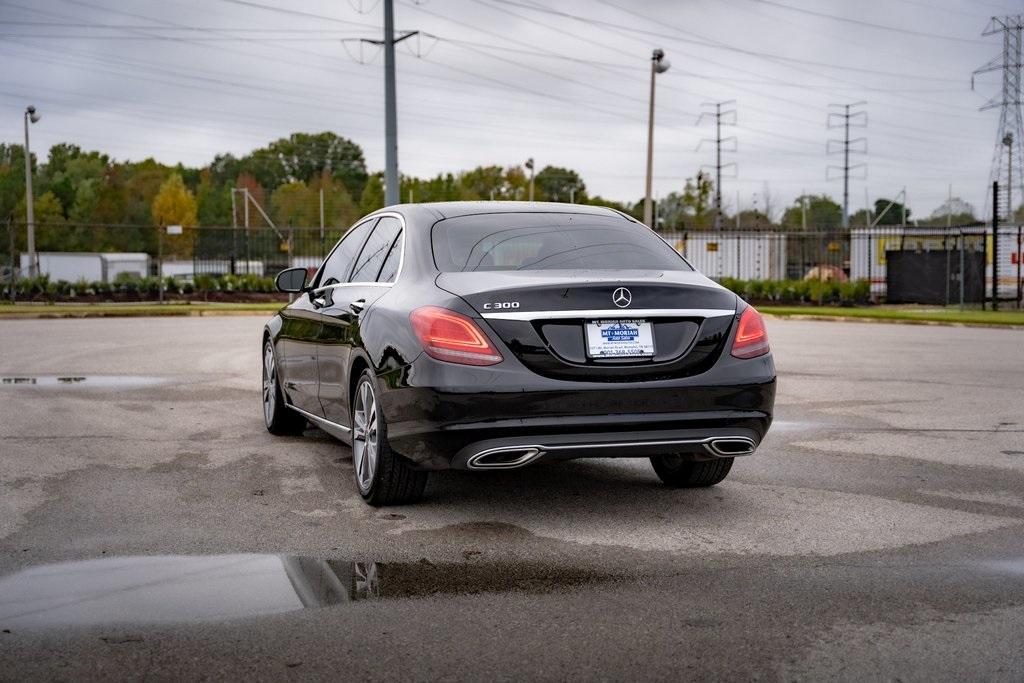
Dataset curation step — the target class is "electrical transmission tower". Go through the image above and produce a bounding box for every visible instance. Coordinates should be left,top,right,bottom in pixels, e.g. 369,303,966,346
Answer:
696,101,736,230
827,102,867,229
973,15,1023,221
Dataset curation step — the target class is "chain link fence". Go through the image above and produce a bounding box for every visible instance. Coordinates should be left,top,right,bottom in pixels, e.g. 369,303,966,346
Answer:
2,221,1022,307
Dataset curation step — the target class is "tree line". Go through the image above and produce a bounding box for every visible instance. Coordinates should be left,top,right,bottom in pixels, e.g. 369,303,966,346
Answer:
0,130,995,256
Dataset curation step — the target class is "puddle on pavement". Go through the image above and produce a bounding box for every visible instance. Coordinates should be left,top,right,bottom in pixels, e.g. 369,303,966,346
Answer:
768,420,830,432
980,558,1024,576
0,554,613,628
0,376,166,389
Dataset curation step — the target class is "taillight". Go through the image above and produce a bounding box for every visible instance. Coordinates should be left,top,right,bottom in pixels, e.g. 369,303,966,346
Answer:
409,306,503,366
731,305,770,359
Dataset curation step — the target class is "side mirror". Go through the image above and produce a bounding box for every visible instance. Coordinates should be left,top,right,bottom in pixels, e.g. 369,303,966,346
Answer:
275,267,309,293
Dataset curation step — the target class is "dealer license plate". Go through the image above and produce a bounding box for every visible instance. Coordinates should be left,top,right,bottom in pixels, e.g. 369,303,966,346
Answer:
585,319,655,358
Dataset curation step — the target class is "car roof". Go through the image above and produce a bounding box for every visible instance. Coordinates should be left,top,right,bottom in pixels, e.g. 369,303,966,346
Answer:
375,201,631,222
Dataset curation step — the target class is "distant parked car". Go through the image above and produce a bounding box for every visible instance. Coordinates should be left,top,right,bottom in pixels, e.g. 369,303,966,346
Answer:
262,202,776,505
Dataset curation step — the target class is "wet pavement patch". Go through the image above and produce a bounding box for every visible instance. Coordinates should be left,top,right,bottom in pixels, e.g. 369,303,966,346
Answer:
0,376,166,389
0,554,615,628
981,558,1024,575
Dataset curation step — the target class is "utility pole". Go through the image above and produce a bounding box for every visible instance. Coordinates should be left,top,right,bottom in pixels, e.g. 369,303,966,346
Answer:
354,0,420,207
382,0,399,206
697,101,737,230
801,189,807,231
23,105,40,278
974,15,1023,221
827,102,867,229
947,183,953,228
643,49,670,228
525,158,535,201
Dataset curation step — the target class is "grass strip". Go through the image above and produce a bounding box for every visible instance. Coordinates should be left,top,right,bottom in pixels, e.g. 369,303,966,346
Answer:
759,306,1024,327
0,302,284,318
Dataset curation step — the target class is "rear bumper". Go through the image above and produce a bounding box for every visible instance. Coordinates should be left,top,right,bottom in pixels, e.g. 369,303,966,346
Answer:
450,428,761,471
378,355,775,470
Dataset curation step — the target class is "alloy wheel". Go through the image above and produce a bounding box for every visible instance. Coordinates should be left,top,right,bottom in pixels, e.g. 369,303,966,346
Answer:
262,343,276,426
352,380,379,494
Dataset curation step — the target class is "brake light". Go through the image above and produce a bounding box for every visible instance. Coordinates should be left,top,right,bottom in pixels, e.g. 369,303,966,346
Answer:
731,305,770,359
410,306,503,366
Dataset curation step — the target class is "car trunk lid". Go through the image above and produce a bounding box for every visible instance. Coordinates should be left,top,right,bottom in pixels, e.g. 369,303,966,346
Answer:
436,270,738,381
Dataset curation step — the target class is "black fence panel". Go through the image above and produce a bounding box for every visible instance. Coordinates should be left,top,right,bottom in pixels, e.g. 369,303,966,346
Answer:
886,250,986,304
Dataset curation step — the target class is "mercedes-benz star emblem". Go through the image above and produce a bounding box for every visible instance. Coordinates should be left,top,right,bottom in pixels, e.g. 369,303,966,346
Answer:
612,287,632,308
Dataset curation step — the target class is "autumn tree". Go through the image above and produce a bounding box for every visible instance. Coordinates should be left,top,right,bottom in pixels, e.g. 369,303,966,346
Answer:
152,173,198,257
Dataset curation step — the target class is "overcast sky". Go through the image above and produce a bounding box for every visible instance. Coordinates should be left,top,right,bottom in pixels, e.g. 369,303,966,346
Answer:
0,0,1019,219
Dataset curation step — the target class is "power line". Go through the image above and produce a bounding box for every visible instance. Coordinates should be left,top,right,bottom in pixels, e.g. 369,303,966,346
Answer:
742,0,986,44
0,20,369,32
487,0,965,83
211,0,379,28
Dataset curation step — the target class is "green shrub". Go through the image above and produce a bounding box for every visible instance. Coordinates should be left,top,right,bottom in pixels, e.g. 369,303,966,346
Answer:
194,274,219,293
717,277,871,306
113,271,140,285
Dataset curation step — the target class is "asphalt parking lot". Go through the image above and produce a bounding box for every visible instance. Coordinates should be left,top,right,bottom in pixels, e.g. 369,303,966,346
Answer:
1,315,1023,680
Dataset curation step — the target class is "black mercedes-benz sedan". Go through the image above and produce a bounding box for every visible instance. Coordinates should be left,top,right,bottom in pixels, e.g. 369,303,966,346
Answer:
262,202,775,505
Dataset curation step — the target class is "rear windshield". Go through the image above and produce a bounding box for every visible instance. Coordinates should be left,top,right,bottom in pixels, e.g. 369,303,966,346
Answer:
432,212,692,272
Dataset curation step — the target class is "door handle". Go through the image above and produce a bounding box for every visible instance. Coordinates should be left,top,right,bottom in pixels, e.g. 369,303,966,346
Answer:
349,298,366,314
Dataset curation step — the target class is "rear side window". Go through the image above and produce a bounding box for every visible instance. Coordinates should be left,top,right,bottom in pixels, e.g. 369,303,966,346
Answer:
317,218,376,286
350,216,402,283
431,213,692,272
376,229,403,283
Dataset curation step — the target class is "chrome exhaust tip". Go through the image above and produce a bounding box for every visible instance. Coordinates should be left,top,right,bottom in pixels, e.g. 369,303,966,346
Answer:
705,437,756,457
466,447,543,470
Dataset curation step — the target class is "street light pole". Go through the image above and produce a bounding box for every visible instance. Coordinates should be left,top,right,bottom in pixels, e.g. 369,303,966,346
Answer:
643,49,670,228
23,105,40,278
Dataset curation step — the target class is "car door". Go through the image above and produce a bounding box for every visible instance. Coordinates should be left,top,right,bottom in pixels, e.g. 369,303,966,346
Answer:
283,218,376,418
317,215,404,426
277,291,324,416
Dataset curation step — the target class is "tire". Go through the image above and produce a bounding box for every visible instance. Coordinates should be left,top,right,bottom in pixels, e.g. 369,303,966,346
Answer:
650,455,733,488
263,340,307,436
351,369,428,506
